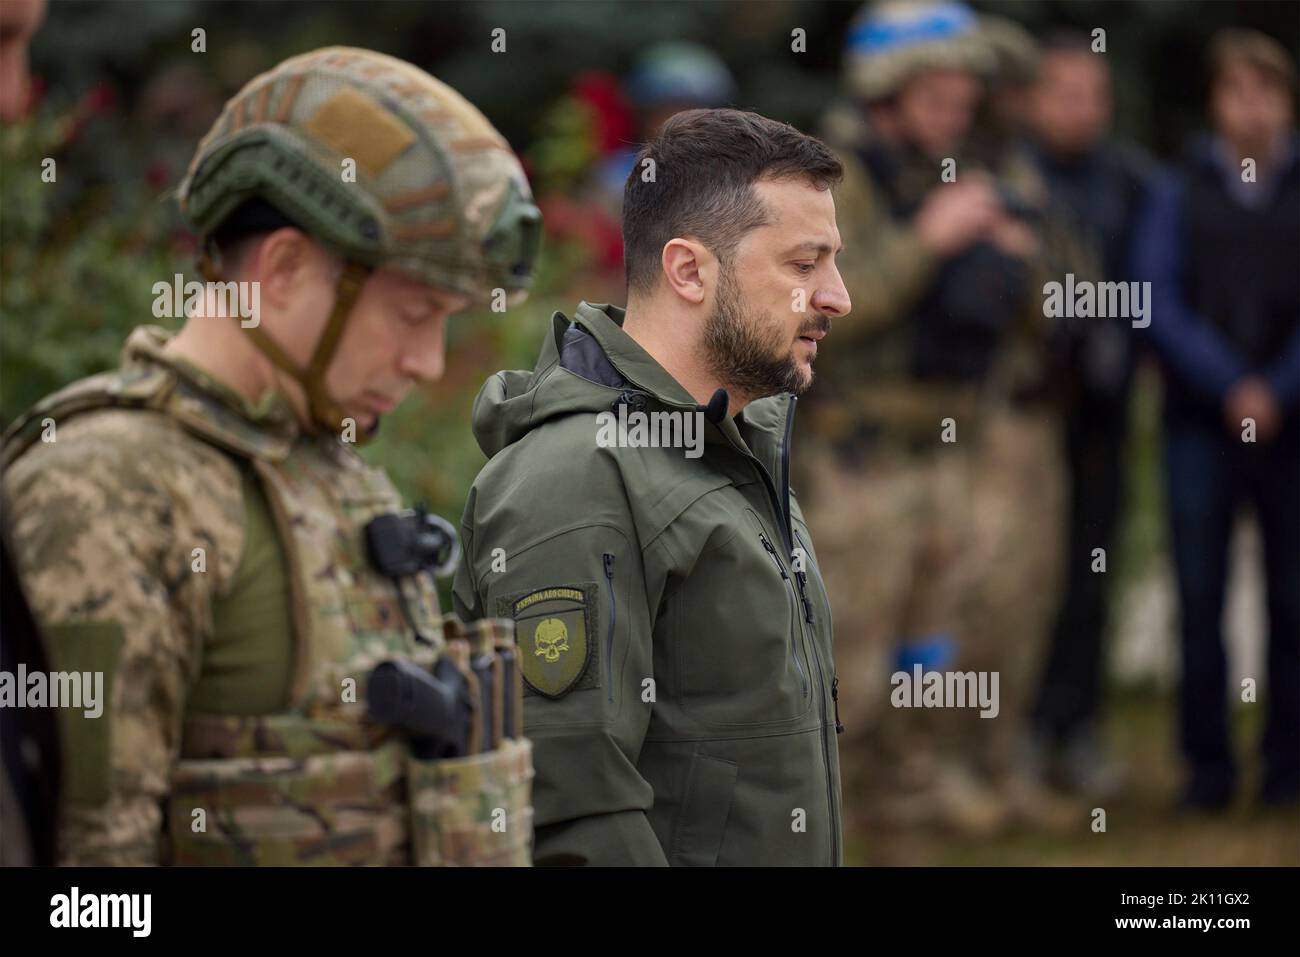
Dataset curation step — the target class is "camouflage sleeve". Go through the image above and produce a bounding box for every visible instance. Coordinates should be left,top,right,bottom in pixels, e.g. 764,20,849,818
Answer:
834,149,941,339
3,411,245,865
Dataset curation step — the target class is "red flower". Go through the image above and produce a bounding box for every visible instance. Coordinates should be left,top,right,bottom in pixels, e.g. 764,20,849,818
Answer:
146,161,171,191
571,72,634,155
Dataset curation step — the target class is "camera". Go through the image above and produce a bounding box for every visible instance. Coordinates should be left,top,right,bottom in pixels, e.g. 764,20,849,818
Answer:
364,505,461,579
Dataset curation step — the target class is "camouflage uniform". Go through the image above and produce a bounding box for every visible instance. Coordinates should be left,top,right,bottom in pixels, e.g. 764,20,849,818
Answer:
802,1,1066,835
951,365,1068,793
1,47,540,865
804,120,1002,834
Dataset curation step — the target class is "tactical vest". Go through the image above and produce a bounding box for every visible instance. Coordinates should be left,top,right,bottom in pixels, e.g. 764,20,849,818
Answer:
807,140,995,450
1184,151,1299,369
2,329,533,866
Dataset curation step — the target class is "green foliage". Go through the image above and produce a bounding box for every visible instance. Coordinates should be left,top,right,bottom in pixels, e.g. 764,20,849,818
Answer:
1,108,187,426
529,97,602,196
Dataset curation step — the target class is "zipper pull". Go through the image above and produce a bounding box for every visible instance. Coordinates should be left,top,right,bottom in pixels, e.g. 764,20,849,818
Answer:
793,568,814,623
760,535,789,579
603,552,616,703
832,675,845,734
790,536,816,624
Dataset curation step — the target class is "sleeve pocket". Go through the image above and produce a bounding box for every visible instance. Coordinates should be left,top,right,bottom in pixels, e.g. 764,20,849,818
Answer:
40,620,125,806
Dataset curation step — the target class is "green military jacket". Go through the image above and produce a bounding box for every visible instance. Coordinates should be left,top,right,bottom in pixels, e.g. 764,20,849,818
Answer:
453,302,844,866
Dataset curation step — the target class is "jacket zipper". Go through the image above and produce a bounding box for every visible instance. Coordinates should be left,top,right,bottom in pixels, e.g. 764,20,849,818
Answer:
604,382,840,864
760,532,809,697
721,397,838,865
792,529,840,735
779,397,839,866
791,529,816,627
603,552,616,703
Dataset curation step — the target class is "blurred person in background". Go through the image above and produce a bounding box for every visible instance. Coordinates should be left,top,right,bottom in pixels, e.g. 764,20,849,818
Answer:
529,70,636,301
1022,31,1155,801
597,42,737,214
0,0,45,122
529,43,735,304
806,0,1067,839
968,12,1039,160
1135,29,1299,812
945,13,1080,832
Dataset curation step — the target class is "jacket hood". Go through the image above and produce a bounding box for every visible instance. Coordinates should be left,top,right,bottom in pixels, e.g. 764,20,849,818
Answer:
470,301,792,461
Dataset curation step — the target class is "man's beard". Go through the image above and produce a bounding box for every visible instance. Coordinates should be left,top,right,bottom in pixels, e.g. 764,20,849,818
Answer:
702,264,827,404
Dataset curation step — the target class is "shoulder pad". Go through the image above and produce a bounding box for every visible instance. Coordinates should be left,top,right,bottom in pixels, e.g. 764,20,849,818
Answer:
2,365,175,469
3,363,295,470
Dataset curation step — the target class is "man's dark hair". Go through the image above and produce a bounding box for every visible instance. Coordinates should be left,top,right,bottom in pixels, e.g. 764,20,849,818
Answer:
207,197,300,273
622,108,842,295
1206,28,1296,96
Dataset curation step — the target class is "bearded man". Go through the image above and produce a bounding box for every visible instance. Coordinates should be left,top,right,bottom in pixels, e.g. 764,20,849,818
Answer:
453,108,851,866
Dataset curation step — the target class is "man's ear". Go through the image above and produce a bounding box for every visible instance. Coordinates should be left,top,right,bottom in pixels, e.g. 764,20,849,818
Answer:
660,238,712,305
253,227,315,312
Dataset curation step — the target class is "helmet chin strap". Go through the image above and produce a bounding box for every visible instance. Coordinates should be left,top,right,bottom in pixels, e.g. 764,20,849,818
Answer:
198,252,374,441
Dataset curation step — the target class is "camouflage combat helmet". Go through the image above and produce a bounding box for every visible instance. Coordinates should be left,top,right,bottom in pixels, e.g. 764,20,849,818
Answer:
175,46,542,436
843,1,994,101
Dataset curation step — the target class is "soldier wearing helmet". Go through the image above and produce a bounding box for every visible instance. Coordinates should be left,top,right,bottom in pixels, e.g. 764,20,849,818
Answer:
799,2,1076,839
2,47,540,866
